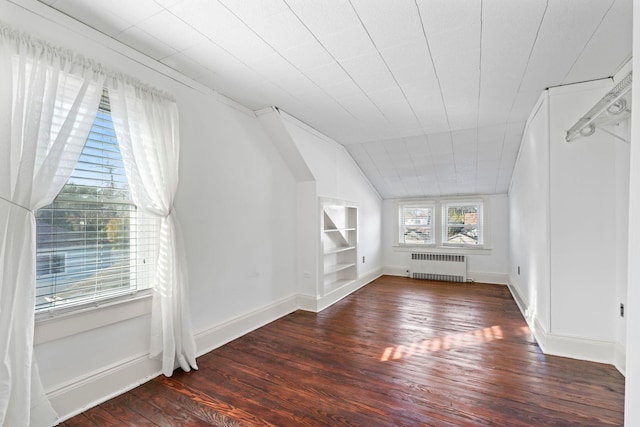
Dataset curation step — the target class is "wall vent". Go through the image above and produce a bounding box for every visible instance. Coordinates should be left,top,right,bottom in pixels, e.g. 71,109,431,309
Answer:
409,253,467,283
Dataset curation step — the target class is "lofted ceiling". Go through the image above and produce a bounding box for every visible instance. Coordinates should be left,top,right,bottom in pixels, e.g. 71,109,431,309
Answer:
36,0,632,199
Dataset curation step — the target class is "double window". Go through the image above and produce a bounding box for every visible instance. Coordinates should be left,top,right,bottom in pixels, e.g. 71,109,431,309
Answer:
398,199,485,247
35,91,159,312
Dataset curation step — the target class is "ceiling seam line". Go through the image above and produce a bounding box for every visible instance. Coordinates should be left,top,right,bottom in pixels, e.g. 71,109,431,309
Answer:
282,0,388,119
493,124,510,194
346,0,426,133
215,0,359,120
362,143,392,198
560,0,617,85
414,0,452,134
382,142,410,198
414,0,457,195
505,0,549,123
160,6,308,108
424,135,442,196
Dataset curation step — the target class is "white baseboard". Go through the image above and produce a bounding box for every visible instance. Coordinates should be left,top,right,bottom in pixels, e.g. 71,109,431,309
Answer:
316,269,382,311
383,265,409,277
540,331,616,365
506,277,618,367
615,341,626,376
467,271,509,285
194,295,299,357
298,268,383,312
384,265,508,285
507,279,531,321
49,353,162,423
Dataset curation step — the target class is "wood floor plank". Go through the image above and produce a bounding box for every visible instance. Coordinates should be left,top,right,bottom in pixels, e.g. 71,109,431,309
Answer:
60,276,625,426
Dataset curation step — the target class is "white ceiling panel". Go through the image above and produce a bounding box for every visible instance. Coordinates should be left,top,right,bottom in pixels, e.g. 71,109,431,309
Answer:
136,10,207,52
478,0,548,127
49,0,134,36
349,0,426,50
102,0,164,28
114,26,178,61
417,0,482,131
339,53,398,95
313,25,379,62
518,0,617,93
561,0,632,84
160,52,211,80
37,0,633,199
280,43,336,72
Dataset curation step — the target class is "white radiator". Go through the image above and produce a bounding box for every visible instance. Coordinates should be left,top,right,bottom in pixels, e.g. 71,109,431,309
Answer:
409,253,467,283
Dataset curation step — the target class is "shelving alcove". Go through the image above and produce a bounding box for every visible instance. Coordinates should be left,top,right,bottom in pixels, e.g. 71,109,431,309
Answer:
320,199,358,295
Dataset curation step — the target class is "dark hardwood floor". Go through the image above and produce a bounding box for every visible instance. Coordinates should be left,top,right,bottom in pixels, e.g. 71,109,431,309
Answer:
61,276,625,426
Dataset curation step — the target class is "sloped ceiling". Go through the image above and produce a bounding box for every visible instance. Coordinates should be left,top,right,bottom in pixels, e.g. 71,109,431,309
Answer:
36,0,632,198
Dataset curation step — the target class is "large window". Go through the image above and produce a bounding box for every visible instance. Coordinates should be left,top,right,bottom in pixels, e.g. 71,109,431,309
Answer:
397,199,485,248
35,91,159,312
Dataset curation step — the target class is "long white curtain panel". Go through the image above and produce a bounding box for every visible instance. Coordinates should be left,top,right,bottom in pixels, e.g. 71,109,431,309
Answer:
108,77,198,377
0,26,105,427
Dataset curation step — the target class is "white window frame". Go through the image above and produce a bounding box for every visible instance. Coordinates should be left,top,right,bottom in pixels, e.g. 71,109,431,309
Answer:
398,201,436,246
442,200,484,247
34,90,159,314
395,197,488,250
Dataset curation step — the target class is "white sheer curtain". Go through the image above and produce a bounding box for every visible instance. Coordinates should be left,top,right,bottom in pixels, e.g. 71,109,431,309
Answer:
0,27,105,427
108,77,197,376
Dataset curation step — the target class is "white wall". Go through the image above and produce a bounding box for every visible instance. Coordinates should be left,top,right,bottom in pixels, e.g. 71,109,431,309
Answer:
176,93,298,333
624,3,640,422
613,93,630,372
5,1,303,421
280,114,384,299
508,94,551,330
382,194,510,285
548,80,617,343
509,77,630,369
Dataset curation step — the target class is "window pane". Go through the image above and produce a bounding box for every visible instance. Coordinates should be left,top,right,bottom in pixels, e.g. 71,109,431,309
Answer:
402,207,432,226
400,205,433,244
402,226,432,244
446,205,479,245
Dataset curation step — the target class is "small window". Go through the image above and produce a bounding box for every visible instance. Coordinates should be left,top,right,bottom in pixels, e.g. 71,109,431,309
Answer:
35,91,159,312
443,202,483,246
399,204,435,245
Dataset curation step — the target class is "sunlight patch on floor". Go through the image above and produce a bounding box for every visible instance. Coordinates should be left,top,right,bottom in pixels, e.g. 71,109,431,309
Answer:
380,325,516,362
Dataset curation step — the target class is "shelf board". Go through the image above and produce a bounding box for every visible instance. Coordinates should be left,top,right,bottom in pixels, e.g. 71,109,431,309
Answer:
324,228,356,233
324,263,356,274
324,246,356,255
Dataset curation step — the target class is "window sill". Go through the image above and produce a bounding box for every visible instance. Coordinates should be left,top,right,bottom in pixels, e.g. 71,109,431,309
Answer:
34,290,152,345
392,245,492,255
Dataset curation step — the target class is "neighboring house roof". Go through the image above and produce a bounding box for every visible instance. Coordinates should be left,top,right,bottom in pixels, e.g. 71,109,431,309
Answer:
447,233,478,245
36,220,84,251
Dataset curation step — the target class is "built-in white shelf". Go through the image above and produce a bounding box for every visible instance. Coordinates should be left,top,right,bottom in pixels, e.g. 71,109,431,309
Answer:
321,200,357,296
324,246,356,255
324,262,357,274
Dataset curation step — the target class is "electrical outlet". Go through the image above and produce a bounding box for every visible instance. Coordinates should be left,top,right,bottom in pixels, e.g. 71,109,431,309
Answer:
362,256,365,263
620,303,625,318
